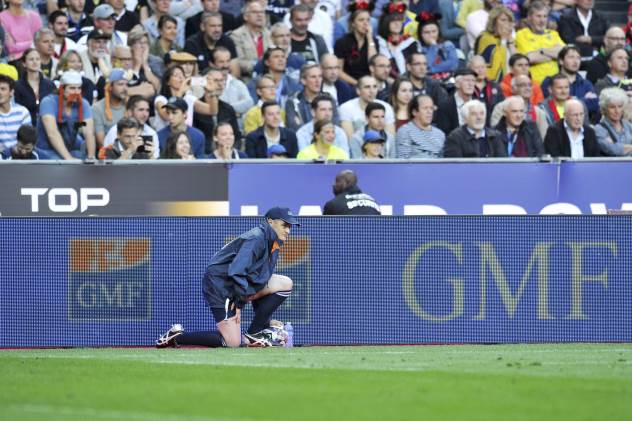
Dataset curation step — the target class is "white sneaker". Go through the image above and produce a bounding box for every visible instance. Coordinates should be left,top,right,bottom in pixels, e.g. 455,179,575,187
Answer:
155,324,184,348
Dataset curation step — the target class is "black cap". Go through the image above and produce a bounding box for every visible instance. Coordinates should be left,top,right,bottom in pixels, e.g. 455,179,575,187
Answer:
265,207,301,226
162,97,188,113
87,29,112,41
454,68,477,78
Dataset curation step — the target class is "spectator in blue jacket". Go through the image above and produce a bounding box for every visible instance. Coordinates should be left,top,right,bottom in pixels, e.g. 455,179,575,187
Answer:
541,45,599,121
156,206,300,348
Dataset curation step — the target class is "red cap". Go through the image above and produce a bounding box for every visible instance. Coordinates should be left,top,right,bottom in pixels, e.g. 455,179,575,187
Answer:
629,4,632,14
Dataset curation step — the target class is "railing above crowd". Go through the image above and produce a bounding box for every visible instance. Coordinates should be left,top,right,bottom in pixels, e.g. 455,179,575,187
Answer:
1,0,632,162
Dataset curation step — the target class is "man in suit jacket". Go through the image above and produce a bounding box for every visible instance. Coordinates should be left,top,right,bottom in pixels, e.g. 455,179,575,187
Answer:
494,96,544,157
437,68,476,135
544,99,601,158
444,99,507,158
230,1,273,80
557,1,609,62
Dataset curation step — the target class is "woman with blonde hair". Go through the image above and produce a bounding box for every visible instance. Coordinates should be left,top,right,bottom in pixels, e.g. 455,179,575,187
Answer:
475,6,517,83
55,50,97,105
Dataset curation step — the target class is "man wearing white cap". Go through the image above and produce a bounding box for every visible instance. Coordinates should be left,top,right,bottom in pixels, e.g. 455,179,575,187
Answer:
77,4,128,50
37,70,96,160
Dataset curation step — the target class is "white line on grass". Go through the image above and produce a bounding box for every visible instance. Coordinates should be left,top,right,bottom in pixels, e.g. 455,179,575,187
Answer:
4,404,270,421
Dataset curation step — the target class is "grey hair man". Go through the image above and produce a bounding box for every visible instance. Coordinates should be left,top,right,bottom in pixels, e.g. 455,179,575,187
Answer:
444,100,507,158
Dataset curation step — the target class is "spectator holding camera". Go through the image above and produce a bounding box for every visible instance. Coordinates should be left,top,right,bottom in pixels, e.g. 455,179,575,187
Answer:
103,95,160,159
98,117,156,160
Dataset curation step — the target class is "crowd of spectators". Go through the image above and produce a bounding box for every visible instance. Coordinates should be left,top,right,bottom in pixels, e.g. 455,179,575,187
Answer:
1,0,632,161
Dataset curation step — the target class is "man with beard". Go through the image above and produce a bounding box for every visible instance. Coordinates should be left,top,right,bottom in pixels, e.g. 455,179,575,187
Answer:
184,11,237,73
285,0,333,52
93,69,129,148
185,0,238,40
323,170,381,215
541,45,598,120
287,3,329,64
0,75,32,155
1,125,40,160
443,99,506,158
78,29,112,84
586,27,632,84
48,11,78,60
37,70,96,160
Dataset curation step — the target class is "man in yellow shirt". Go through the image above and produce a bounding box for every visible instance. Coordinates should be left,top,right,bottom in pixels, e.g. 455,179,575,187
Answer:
515,1,565,85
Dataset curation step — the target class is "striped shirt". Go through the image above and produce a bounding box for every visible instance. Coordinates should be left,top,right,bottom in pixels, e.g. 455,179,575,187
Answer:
0,104,31,152
396,121,445,159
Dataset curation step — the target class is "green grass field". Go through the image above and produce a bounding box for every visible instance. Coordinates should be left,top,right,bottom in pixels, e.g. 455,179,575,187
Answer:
1,344,631,421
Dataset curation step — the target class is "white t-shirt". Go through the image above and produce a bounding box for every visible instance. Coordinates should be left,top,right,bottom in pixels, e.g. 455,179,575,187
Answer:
339,98,395,133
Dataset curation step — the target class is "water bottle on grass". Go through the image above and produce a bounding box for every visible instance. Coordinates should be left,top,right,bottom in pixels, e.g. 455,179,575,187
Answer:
284,323,293,348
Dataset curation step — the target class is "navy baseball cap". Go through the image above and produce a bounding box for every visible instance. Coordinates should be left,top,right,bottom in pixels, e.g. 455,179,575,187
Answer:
363,130,386,145
265,207,301,226
163,97,188,113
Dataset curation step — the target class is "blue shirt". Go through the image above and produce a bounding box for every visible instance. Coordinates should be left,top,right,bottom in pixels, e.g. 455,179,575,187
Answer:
157,126,206,158
37,94,93,152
